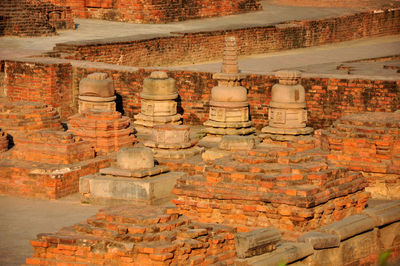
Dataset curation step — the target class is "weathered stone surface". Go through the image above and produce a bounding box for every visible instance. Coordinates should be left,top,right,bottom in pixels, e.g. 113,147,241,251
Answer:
219,135,256,151
362,200,400,227
79,72,115,98
235,242,313,266
80,171,186,205
319,214,375,241
201,148,230,161
99,165,169,178
298,231,340,249
116,147,154,171
235,228,281,258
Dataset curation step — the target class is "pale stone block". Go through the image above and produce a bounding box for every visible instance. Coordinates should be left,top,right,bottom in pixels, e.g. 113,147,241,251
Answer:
319,214,375,241
298,231,340,249
235,228,281,258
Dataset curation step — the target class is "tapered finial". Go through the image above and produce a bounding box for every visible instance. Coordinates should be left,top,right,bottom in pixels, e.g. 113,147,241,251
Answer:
221,36,239,74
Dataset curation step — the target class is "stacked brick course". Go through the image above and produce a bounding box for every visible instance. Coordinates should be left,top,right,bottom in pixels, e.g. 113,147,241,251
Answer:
26,205,237,265
51,8,400,67
0,100,63,133
10,130,94,164
173,144,370,239
321,112,400,199
0,0,74,37
68,109,136,155
46,0,261,23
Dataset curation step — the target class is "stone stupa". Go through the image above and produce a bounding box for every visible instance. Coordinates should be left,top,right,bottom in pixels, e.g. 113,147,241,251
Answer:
203,36,255,136
262,70,313,141
134,71,182,133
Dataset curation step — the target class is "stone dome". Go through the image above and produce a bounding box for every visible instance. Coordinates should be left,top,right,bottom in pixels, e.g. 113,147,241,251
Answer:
79,72,115,98
211,85,248,103
140,71,178,100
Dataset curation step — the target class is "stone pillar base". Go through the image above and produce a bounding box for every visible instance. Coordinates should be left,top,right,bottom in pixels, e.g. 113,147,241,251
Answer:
143,139,203,159
134,113,182,133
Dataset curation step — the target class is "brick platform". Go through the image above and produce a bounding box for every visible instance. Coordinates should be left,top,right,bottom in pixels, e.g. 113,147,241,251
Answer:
46,0,261,23
0,129,110,199
68,109,136,155
321,112,400,199
0,0,74,37
173,144,370,239
26,205,237,265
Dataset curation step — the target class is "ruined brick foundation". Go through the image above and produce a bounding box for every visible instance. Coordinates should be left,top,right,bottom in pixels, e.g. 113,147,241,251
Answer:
173,144,370,239
26,205,237,265
321,112,400,199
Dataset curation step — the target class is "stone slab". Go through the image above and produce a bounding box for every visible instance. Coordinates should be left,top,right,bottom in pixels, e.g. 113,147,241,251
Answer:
235,242,313,266
298,231,340,249
362,200,400,227
319,214,375,241
80,172,186,205
99,165,169,178
235,228,281,258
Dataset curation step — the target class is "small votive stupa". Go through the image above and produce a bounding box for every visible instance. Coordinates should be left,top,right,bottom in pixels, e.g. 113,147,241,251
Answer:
134,71,182,133
203,36,255,136
80,147,186,205
68,72,136,155
262,70,313,141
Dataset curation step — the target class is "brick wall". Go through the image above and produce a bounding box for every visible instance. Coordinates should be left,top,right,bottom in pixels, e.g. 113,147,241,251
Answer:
4,58,400,129
45,0,261,23
5,58,74,119
51,8,400,67
0,0,74,37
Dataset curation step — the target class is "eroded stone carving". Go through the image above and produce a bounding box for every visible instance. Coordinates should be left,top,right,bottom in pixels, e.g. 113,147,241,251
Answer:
143,124,203,159
78,72,116,113
134,71,182,132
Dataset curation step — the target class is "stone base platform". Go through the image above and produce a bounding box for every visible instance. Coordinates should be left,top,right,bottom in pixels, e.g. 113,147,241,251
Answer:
203,120,255,135
80,171,187,205
261,126,314,141
26,204,237,266
134,113,182,134
0,156,110,199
